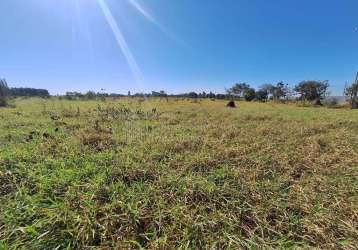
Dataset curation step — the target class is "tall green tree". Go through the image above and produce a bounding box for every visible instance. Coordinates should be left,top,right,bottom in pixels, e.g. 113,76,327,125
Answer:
255,89,268,102
243,88,256,101
344,72,358,109
294,80,329,101
273,82,289,100
261,82,289,101
0,79,9,107
228,83,250,97
85,91,96,100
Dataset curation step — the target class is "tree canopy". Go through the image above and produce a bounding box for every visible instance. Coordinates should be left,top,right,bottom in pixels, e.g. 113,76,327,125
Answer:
260,82,289,100
294,80,329,101
243,88,256,101
228,83,250,97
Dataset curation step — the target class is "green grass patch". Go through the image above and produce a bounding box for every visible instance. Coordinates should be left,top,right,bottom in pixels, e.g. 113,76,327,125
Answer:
0,98,357,249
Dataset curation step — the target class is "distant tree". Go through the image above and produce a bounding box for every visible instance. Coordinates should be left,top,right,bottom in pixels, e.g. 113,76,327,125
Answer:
294,80,329,101
97,92,109,102
215,94,227,99
344,72,358,109
108,93,123,98
260,84,275,97
0,79,9,107
85,91,96,100
273,82,289,100
198,91,207,98
10,88,50,97
65,92,86,100
151,91,167,97
207,92,216,99
243,88,256,101
133,92,146,97
261,82,289,101
228,83,250,97
65,92,75,100
255,89,268,102
187,92,198,99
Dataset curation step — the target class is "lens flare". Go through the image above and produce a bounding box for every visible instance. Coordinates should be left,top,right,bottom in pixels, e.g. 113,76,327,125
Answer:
128,0,157,24
74,0,94,62
97,0,143,85
128,0,184,45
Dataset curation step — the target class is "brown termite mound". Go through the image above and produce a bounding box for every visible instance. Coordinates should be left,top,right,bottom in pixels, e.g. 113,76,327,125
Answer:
313,99,323,106
226,100,236,108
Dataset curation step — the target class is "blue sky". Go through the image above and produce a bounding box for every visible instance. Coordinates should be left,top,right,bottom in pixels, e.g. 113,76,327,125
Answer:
0,0,357,95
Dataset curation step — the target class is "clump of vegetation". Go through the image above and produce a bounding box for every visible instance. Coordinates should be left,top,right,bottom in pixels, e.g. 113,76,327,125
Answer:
78,130,114,150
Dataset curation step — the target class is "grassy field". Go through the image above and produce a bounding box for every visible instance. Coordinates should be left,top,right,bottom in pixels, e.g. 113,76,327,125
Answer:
0,98,357,249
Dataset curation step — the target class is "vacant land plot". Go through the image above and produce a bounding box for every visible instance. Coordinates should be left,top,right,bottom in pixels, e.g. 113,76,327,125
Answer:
0,98,357,249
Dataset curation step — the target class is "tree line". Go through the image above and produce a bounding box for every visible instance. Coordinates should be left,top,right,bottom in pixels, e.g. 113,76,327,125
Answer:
226,79,358,108
0,79,50,106
1,76,358,108
11,88,50,97
227,80,330,103
63,90,229,100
